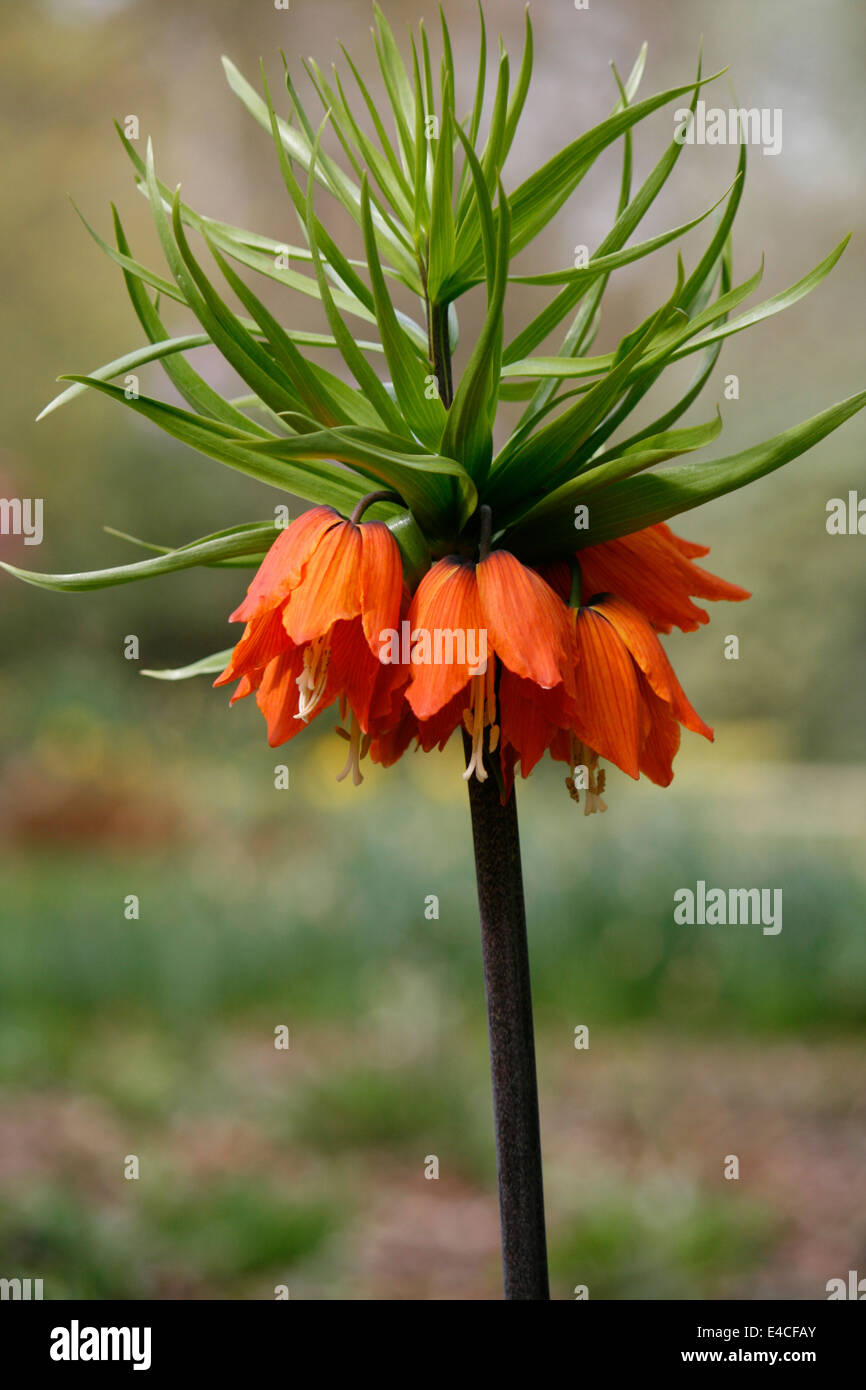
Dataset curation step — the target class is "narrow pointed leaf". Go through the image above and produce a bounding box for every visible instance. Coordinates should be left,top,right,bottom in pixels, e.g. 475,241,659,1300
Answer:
426,84,456,303
246,424,477,531
510,411,724,532
1,523,279,593
506,392,866,558
440,175,511,484
304,126,412,438
57,377,369,506
142,650,236,681
360,177,446,448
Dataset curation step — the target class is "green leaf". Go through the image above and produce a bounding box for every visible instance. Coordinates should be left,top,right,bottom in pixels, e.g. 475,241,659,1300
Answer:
222,56,344,192
303,124,412,438
58,376,369,507
449,120,496,301
492,268,688,506
103,521,267,568
439,4,457,122
501,352,616,382
509,411,724,532
505,67,726,261
110,206,279,435
500,258,763,388
37,334,218,423
479,47,510,194
339,42,414,208
409,36,431,237
383,507,431,589
117,122,383,329
372,2,417,174
508,179,736,287
603,335,724,455
204,232,370,429
658,233,852,364
246,424,477,532
72,196,184,304
169,194,306,418
501,7,534,167
141,141,301,420
573,212,737,458
304,55,415,230
419,20,435,117
360,176,446,449
440,167,511,486
0,523,278,593
207,224,385,328
619,44,649,105
505,52,709,381
455,1,488,218
142,649,235,681
426,82,456,304
256,67,402,327
611,62,634,219
631,258,765,374
581,410,724,481
505,391,866,558
222,56,420,288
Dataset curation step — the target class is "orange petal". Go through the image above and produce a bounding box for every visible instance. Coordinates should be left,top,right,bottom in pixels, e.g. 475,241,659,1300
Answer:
637,674,682,786
548,727,575,767
588,595,712,740
325,618,377,730
214,606,293,688
282,519,362,646
570,607,641,779
230,506,341,623
533,560,571,604
370,651,411,734
579,525,750,634
255,647,317,747
498,669,568,777
359,520,404,658
477,550,574,691
655,522,709,559
405,558,481,719
369,703,419,767
498,744,518,805
328,616,409,735
415,687,470,752
228,673,256,706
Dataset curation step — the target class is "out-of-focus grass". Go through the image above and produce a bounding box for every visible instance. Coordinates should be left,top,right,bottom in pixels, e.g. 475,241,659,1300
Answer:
289,1066,493,1183
0,1182,339,1299
2,769,865,1042
2,674,866,1296
549,1184,779,1300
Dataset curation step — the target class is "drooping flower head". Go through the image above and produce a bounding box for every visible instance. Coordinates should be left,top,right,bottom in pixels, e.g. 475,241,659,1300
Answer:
397,546,575,784
215,503,407,785
217,498,751,811
532,523,750,811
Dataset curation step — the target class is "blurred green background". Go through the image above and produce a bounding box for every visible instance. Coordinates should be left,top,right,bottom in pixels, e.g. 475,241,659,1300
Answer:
1,0,865,1299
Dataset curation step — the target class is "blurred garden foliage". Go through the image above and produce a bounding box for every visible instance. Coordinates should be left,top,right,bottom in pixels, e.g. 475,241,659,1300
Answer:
1,0,864,1300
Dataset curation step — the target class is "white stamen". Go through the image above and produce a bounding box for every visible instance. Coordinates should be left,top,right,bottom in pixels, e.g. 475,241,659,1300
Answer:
565,735,608,815
336,712,365,786
295,636,331,721
463,671,497,783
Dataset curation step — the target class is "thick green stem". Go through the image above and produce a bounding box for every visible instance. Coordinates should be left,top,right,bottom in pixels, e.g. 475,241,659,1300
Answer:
463,734,550,1300
429,299,454,409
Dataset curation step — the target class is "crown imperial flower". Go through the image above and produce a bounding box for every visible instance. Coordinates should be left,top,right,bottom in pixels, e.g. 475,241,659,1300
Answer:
9,0,865,1304
214,504,406,783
